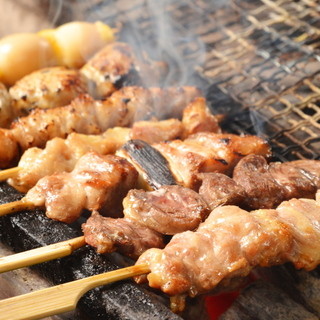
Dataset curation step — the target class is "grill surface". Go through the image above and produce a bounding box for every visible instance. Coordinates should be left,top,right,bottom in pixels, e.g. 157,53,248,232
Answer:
1,0,320,319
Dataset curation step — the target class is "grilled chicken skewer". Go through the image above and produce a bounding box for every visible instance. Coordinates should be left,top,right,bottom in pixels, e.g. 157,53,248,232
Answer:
0,85,200,168
135,192,320,306
2,153,320,273
4,97,219,193
2,192,320,320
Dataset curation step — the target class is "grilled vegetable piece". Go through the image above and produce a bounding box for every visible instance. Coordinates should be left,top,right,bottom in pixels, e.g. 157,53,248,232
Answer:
119,139,177,189
135,195,320,298
123,185,210,235
0,82,13,128
82,211,165,259
25,152,138,223
9,67,88,117
0,86,201,168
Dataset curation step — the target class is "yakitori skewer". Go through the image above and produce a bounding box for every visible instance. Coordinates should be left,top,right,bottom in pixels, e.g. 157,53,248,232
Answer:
2,192,320,320
0,86,201,168
2,154,320,274
0,264,150,320
0,96,220,193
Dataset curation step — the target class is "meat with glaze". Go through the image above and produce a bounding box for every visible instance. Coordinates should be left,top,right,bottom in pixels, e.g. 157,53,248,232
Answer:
25,152,138,223
123,185,210,235
0,85,201,168
82,211,165,259
154,133,271,189
135,195,320,298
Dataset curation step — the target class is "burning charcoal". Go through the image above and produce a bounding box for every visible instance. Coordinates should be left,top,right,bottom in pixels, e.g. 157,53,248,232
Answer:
120,139,177,189
219,281,318,320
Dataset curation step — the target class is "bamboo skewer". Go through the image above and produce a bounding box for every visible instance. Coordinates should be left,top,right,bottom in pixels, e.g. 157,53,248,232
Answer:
0,166,20,180
0,236,86,273
0,199,35,216
0,263,150,320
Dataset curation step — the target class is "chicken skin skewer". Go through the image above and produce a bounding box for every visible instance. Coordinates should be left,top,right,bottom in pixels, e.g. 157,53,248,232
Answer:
0,85,201,168
7,96,219,193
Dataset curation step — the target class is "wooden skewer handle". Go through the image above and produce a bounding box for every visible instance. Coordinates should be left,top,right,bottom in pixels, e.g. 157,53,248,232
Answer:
0,263,150,320
0,236,86,273
0,199,35,216
0,166,20,181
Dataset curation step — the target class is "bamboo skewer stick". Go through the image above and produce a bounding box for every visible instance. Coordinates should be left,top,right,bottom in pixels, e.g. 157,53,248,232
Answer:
0,199,35,216
0,166,20,180
0,263,150,320
0,236,86,273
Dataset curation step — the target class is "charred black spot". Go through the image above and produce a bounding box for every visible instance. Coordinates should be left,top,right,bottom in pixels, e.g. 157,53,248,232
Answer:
20,95,27,101
114,68,143,89
234,151,245,157
122,98,131,104
215,158,228,165
220,138,231,145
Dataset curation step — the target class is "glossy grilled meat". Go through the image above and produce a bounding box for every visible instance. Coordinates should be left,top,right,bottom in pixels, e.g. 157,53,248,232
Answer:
8,97,214,193
9,67,88,117
135,195,320,297
82,211,165,259
123,185,210,235
0,82,13,128
0,86,201,168
233,155,319,209
25,152,138,223
154,133,271,189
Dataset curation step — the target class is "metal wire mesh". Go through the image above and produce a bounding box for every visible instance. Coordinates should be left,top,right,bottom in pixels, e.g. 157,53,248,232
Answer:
83,0,320,161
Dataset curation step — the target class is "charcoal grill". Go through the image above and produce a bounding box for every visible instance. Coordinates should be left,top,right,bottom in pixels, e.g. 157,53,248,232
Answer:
1,0,320,319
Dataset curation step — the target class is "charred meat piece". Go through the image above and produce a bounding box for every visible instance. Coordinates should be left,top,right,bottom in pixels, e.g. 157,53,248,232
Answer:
0,85,200,168
135,195,320,298
25,152,138,223
181,97,221,139
198,173,246,210
233,155,285,209
123,185,210,235
154,133,271,189
291,160,320,188
82,211,165,259
80,42,136,98
0,82,13,128
9,67,88,117
268,162,318,200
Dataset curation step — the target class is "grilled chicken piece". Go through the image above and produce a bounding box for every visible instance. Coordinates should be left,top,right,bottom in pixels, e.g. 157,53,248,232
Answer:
9,67,88,117
198,173,246,210
25,152,138,223
135,196,320,298
0,82,13,128
123,185,210,235
80,42,136,98
233,155,319,209
0,86,201,168
154,133,271,189
181,97,221,138
82,211,164,259
9,118,183,193
291,160,320,188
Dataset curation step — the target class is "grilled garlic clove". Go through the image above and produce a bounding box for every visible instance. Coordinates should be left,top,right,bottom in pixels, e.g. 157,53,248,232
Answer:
118,139,177,190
